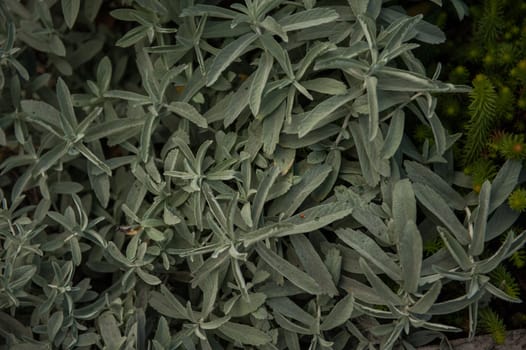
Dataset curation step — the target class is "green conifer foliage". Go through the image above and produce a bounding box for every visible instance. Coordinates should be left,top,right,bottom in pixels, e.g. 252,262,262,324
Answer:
474,0,505,45
479,308,507,345
463,74,497,165
432,0,526,192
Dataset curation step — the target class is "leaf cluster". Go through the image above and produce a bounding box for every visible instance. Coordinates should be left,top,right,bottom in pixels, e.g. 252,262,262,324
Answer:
427,0,526,194
0,0,524,350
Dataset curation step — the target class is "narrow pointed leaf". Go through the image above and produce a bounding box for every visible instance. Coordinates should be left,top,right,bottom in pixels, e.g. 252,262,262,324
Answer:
57,77,77,130
470,181,490,256
249,51,273,116
485,282,522,303
62,0,80,28
98,312,126,349
218,322,271,346
200,316,231,330
207,33,258,86
298,93,356,138
475,231,514,274
76,143,111,175
180,4,239,18
302,78,347,95
399,220,422,293
167,102,208,128
258,34,293,78
489,160,522,213
47,311,64,341
359,258,403,305
34,143,69,175
392,179,416,242
279,8,339,31
84,119,144,142
228,292,266,317
427,290,484,315
273,312,313,335
290,234,338,296
251,166,280,225
409,281,442,314
136,268,161,285
336,228,401,280
365,75,379,141
149,285,188,320
255,242,322,295
224,73,254,127
104,90,151,103
380,110,405,159
438,227,471,271
268,164,331,217
244,199,355,246
405,161,465,210
383,320,405,350
320,293,354,331
260,16,288,42
140,113,156,162
262,102,286,155
413,183,468,244
115,25,150,48
266,297,316,326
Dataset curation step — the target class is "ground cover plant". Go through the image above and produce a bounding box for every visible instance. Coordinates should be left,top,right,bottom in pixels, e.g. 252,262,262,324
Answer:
0,0,525,349
405,0,526,341
420,0,526,195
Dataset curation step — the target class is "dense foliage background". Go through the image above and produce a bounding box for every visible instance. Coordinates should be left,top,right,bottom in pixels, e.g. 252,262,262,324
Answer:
0,0,525,349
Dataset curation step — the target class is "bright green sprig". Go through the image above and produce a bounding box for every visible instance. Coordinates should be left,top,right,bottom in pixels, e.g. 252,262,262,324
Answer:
478,308,507,345
508,188,526,212
463,74,498,165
